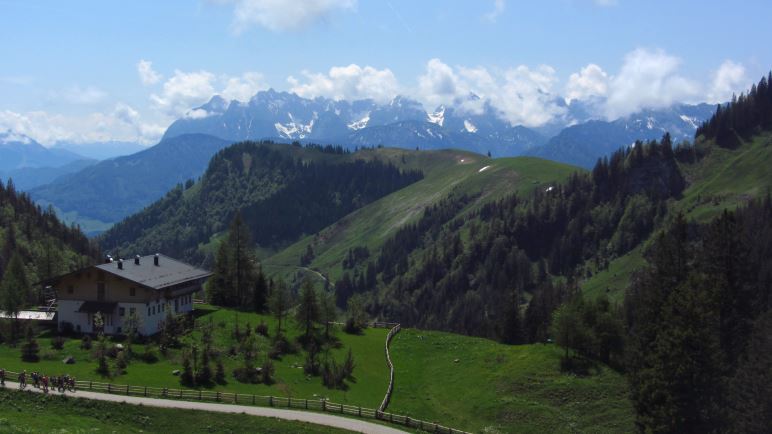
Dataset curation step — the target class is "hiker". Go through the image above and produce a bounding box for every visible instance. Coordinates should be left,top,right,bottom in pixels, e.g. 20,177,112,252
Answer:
18,370,26,389
0,368,5,386
68,375,76,391
32,372,39,388
42,375,49,393
57,375,64,392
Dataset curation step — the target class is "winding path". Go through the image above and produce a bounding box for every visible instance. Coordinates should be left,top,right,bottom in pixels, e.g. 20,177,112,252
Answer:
4,382,407,434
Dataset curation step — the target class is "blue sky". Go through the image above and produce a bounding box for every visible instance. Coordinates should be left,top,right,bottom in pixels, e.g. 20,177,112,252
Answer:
1,0,770,145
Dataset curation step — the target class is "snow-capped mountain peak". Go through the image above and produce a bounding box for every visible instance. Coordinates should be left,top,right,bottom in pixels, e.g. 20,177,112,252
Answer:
427,105,446,126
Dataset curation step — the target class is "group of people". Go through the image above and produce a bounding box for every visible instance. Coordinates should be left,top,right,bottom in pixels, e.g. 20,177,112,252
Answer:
0,368,76,393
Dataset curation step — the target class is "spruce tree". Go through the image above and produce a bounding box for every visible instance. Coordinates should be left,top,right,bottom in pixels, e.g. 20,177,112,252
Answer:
20,324,39,362
295,279,320,342
0,252,28,341
269,279,292,337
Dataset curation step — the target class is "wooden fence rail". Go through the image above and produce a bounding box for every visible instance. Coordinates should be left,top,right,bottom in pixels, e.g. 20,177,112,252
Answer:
3,349,468,434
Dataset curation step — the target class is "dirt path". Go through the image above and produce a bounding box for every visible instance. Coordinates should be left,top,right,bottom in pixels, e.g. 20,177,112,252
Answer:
3,382,407,434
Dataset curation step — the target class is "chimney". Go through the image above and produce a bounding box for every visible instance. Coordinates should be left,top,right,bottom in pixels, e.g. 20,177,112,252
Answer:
154,254,160,266
118,259,123,270
134,255,140,265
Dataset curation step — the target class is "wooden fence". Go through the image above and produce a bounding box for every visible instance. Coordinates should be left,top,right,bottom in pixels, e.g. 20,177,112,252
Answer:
378,323,401,413
3,369,470,434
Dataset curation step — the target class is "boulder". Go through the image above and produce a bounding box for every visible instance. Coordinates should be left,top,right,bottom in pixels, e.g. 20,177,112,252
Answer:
172,369,180,376
115,343,124,350
62,356,76,364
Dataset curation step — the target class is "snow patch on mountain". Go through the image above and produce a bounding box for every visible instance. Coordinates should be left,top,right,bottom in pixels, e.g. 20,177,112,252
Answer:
427,106,445,126
679,114,699,129
464,120,478,133
348,114,370,131
274,112,315,139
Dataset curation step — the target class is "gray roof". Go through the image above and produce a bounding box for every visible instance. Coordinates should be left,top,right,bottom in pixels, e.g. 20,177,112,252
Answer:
96,254,211,290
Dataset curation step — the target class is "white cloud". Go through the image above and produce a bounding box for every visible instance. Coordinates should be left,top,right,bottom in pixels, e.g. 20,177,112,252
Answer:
0,105,164,146
483,0,505,22
604,48,700,119
288,64,400,103
150,70,217,116
218,0,357,33
221,72,266,101
565,64,609,102
137,59,162,85
707,60,748,103
417,59,565,127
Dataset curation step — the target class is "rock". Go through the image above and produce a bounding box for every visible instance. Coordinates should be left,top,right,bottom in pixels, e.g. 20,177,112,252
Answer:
454,358,460,363
255,367,262,373
172,370,180,376
115,344,124,350
62,356,76,364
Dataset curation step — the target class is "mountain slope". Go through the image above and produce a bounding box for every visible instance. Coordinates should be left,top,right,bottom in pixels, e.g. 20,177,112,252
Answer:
0,131,84,171
99,142,423,264
262,149,578,284
525,104,716,168
30,134,232,230
0,158,97,191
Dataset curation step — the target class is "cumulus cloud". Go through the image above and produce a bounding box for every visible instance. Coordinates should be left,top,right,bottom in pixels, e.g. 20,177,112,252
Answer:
137,59,162,85
604,48,700,119
483,0,505,22
218,0,357,33
565,64,609,102
288,64,400,103
417,58,565,127
707,60,748,103
0,105,164,146
150,70,217,116
221,72,267,101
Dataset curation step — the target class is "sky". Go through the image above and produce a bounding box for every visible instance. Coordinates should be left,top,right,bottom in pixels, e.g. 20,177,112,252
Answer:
0,0,770,146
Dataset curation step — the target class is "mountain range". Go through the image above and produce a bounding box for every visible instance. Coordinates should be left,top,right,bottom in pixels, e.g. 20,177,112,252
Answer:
7,90,720,233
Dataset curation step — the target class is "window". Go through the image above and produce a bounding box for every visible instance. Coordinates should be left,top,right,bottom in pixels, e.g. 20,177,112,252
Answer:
119,307,125,316
117,327,122,334
130,287,136,296
147,307,151,316
67,285,74,294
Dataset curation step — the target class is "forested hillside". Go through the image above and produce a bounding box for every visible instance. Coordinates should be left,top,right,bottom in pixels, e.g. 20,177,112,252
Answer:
99,142,422,265
0,179,96,309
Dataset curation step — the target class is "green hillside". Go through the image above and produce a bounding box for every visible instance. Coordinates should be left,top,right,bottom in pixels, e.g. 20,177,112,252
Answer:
262,149,578,283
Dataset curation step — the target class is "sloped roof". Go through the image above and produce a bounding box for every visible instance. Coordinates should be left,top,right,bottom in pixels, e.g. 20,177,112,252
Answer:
96,254,211,290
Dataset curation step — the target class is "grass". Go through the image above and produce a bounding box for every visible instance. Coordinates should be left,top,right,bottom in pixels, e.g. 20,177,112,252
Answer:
0,387,353,433
263,149,579,284
0,305,388,408
387,328,635,433
580,247,644,303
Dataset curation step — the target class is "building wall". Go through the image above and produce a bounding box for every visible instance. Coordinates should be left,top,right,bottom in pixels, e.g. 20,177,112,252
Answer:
55,265,202,336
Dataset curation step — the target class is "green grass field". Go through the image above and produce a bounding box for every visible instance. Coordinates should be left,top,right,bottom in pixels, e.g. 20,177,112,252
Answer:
263,149,579,284
580,247,644,303
387,328,635,433
0,305,388,408
0,388,352,433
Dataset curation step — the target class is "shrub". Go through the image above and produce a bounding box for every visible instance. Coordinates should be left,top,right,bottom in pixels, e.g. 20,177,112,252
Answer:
80,335,92,350
141,344,158,363
255,322,269,337
20,326,39,362
51,336,66,350
215,359,226,384
261,359,274,385
115,351,128,375
180,353,194,386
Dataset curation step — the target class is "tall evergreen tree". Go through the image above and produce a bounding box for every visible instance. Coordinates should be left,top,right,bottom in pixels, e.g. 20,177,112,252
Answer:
269,279,292,337
295,279,320,342
0,252,29,340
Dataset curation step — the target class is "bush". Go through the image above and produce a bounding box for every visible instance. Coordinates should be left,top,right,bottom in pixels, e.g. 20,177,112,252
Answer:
51,335,66,350
80,335,92,350
140,344,158,363
20,326,39,362
115,351,128,375
260,359,275,385
215,359,227,384
96,354,110,376
232,366,260,384
269,334,296,359
255,321,269,337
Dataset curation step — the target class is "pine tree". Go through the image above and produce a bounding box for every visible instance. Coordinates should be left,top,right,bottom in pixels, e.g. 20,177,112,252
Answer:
253,268,268,313
319,288,337,341
20,324,39,362
0,252,28,341
269,279,292,337
295,279,320,342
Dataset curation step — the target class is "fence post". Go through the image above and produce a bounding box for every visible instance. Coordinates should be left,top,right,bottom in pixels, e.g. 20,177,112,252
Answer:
89,381,92,390
199,390,202,400
216,391,220,401
358,406,361,417
305,399,308,409
321,400,325,411
269,396,273,407
340,403,344,413
179,389,182,399
252,394,255,405
107,384,111,393
144,386,147,397
126,385,130,395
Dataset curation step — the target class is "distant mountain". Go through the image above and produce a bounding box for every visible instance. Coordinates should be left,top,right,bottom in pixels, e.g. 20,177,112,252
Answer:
162,90,547,156
0,130,85,171
0,158,97,191
526,103,717,168
51,141,148,160
30,134,232,228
